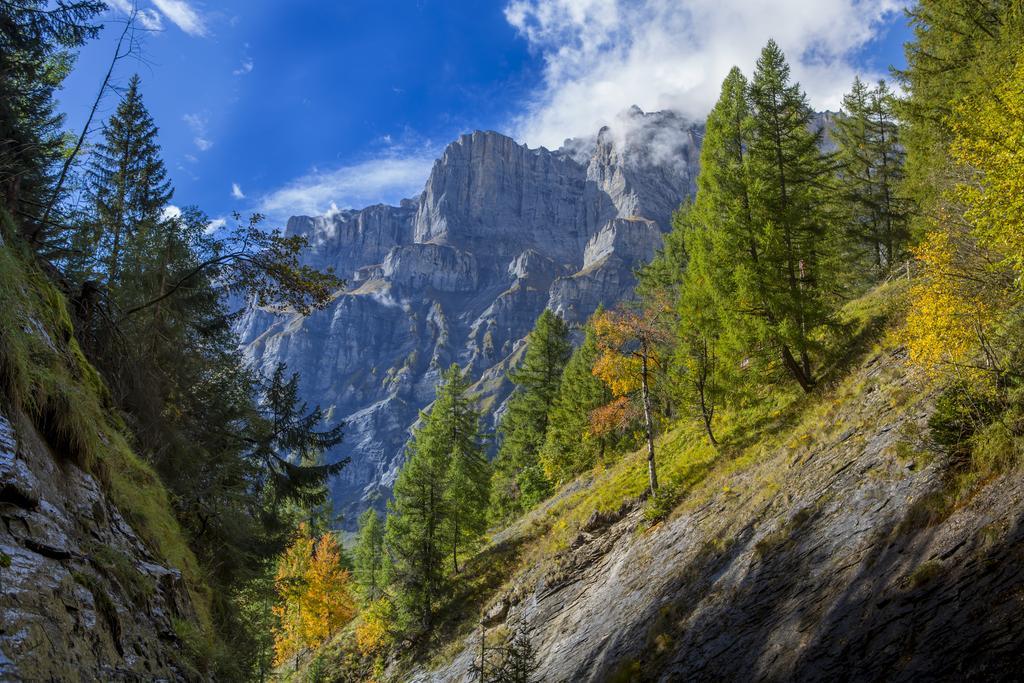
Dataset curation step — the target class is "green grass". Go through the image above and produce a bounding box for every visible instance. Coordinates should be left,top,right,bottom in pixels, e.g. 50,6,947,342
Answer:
0,215,211,631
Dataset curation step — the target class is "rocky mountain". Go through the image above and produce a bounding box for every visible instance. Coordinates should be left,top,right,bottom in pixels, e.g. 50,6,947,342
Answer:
235,107,703,527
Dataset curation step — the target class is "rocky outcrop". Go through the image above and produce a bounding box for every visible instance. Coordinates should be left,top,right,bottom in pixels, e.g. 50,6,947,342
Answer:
238,108,705,526
0,407,199,682
410,349,1024,681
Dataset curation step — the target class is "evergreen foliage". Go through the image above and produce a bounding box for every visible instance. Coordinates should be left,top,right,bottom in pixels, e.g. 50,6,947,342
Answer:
0,0,103,241
385,364,488,630
539,322,617,484
491,310,571,520
833,77,909,275
354,508,385,603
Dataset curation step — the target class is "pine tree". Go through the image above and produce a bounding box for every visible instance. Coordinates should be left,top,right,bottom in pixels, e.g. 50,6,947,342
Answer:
490,310,571,520
83,74,173,289
353,508,385,603
833,77,909,275
538,322,616,484
385,364,487,630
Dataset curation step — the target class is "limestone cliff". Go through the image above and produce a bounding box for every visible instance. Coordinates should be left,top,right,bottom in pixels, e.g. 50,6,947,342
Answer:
236,107,703,526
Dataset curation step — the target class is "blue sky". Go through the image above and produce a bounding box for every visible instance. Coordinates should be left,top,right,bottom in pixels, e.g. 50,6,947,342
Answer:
58,1,913,228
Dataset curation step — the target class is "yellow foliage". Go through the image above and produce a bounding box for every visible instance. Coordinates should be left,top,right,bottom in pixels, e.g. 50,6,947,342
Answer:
950,49,1024,282
592,351,642,396
903,229,994,375
272,525,356,665
904,46,1024,381
354,598,394,655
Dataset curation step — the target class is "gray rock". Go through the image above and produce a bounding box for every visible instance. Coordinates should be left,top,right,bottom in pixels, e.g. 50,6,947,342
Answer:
237,109,703,527
0,408,199,682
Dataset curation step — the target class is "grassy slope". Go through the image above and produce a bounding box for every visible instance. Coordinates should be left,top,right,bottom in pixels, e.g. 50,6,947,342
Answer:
0,213,212,634
388,277,918,676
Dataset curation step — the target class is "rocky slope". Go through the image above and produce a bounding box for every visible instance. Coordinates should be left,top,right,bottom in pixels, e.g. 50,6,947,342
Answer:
236,107,702,526
0,408,200,682
407,337,1024,680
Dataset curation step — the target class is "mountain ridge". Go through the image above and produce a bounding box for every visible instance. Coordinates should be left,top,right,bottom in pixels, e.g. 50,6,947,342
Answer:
235,107,702,527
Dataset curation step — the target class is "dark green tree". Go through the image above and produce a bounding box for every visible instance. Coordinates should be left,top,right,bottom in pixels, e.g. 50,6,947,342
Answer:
353,508,385,602
833,77,909,275
538,321,617,484
82,74,173,288
490,309,571,521
0,0,104,242
385,364,487,630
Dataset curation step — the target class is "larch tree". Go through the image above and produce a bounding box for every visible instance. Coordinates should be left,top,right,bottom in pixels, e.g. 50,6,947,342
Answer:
733,42,835,393
592,303,674,495
385,364,487,630
353,508,385,603
538,322,616,485
833,77,909,275
490,309,571,520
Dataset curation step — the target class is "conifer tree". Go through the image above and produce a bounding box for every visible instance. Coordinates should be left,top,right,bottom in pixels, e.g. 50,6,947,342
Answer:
745,40,836,392
675,206,725,447
833,77,908,275
84,75,173,289
0,0,103,241
538,322,616,484
385,364,487,630
491,310,571,520
354,508,385,603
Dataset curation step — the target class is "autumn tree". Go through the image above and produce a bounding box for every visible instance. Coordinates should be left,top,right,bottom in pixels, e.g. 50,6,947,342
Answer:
592,303,673,494
272,526,356,665
491,310,572,520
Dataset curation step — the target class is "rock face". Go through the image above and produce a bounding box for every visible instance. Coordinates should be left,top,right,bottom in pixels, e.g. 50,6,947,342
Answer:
236,107,703,526
411,348,1024,682
0,407,198,682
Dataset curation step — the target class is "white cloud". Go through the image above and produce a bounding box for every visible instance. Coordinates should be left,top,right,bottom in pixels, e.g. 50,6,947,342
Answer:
258,154,436,219
151,0,207,36
233,59,254,76
136,9,164,30
205,217,227,234
161,204,182,221
231,182,245,199
504,0,906,147
183,113,213,152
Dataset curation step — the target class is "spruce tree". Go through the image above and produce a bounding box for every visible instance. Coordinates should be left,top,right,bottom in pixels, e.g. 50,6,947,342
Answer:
84,74,173,289
538,322,615,484
0,1,103,242
490,309,571,521
385,364,487,630
353,508,385,603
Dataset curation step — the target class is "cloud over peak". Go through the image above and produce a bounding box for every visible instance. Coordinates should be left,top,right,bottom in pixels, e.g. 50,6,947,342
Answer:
257,153,436,220
505,0,906,147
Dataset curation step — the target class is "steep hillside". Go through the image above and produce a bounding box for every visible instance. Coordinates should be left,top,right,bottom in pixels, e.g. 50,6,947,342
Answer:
235,108,703,527
0,230,210,680
380,283,1024,681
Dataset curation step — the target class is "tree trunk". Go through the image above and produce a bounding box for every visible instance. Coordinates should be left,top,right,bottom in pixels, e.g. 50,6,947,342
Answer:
782,344,815,393
640,349,658,494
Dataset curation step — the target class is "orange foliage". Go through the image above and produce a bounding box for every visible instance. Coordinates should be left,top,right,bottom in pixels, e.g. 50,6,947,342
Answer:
273,525,357,665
